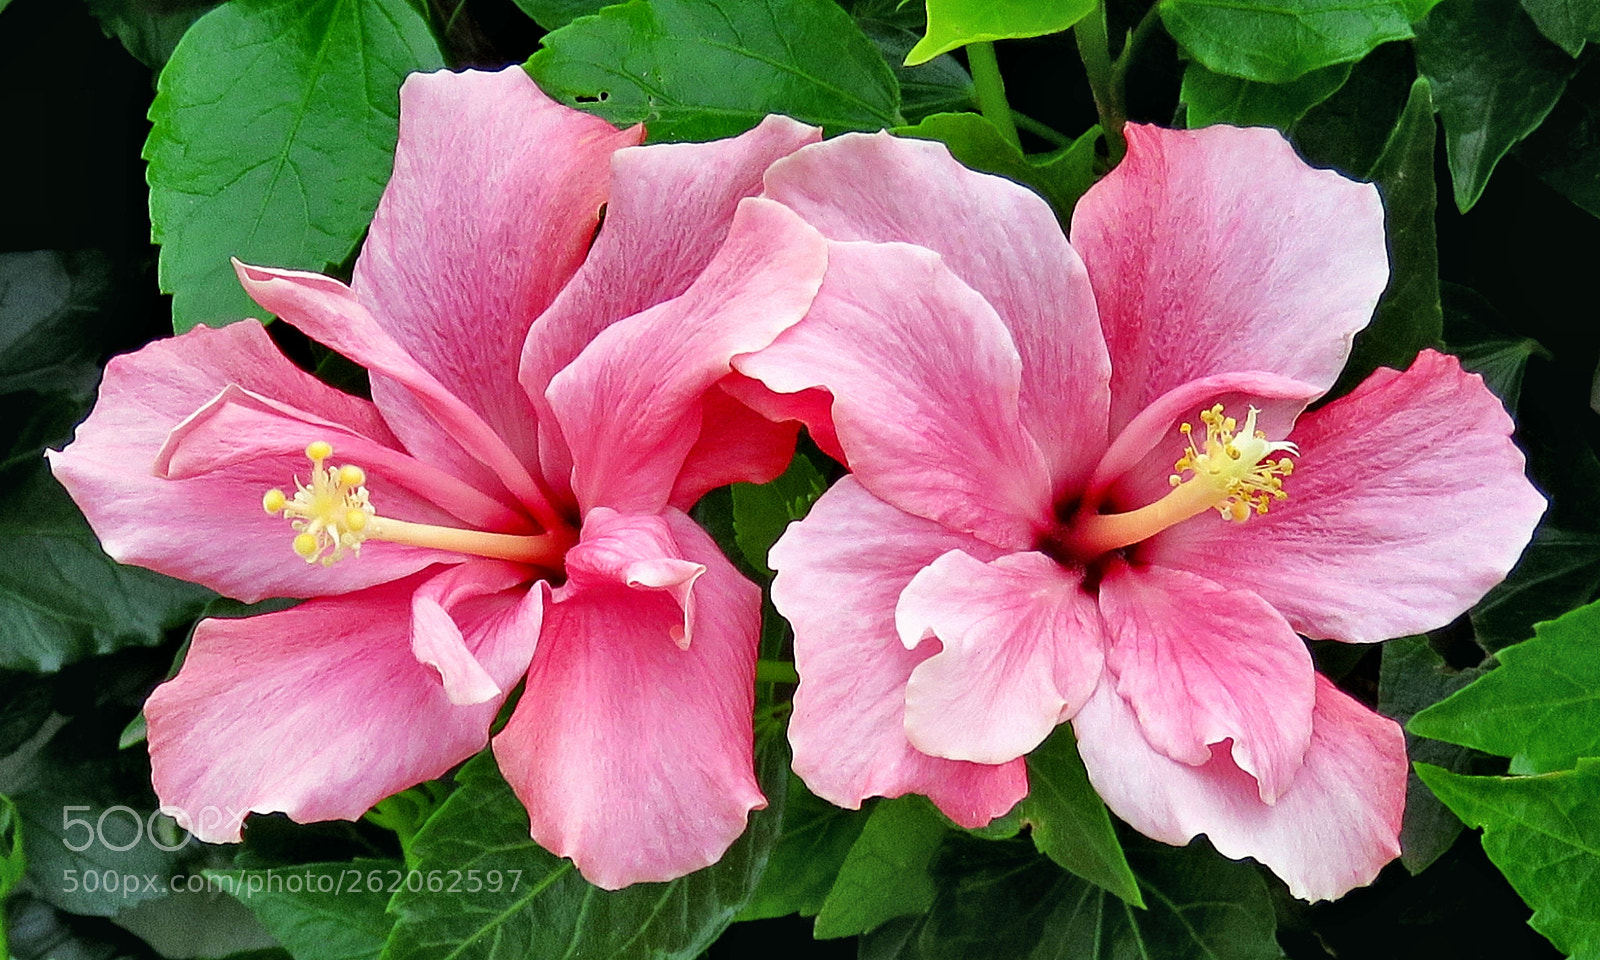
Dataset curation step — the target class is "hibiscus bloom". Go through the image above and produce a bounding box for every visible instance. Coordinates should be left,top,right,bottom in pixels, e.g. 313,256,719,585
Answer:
48,67,831,888
734,124,1545,900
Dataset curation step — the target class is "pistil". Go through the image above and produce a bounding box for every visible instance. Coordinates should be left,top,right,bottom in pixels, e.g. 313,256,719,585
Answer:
1066,404,1297,558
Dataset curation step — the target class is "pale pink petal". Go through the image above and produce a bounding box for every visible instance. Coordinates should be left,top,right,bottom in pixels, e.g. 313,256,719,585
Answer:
1082,371,1320,515
233,262,554,519
770,478,1027,826
1073,675,1406,902
736,240,1052,551
493,512,762,889
896,550,1104,765
412,560,545,705
147,570,538,842
1071,124,1388,433
1097,562,1314,803
667,380,802,511
565,507,704,648
47,324,470,603
521,115,819,501
351,67,641,475
1145,351,1546,642
546,197,827,515
764,132,1111,495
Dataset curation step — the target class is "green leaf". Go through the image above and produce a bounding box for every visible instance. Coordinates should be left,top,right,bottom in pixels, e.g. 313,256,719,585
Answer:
737,775,866,921
0,250,112,398
1378,636,1491,873
905,0,1095,65
894,113,1100,222
1016,724,1141,907
849,0,975,122
1414,0,1578,212
1411,598,1600,774
83,0,223,68
146,0,443,333
874,834,1282,960
1471,526,1600,654
0,794,23,902
1521,0,1600,55
526,0,903,142
1160,0,1440,85
1290,39,1413,178
510,0,606,30
1417,759,1600,959
1517,54,1600,218
0,462,212,673
1442,284,1549,413
1331,77,1442,397
1182,61,1351,130
383,734,789,960
812,797,946,939
215,860,398,960
731,453,826,577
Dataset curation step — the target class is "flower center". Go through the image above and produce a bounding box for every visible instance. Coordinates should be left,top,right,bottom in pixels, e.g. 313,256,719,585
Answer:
1064,404,1298,559
264,441,573,570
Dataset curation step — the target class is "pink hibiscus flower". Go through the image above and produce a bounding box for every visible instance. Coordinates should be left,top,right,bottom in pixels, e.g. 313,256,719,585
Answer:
733,124,1546,901
48,67,832,889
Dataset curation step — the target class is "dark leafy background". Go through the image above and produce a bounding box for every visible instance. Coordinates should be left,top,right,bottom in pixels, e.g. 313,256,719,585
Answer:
3,0,1600,957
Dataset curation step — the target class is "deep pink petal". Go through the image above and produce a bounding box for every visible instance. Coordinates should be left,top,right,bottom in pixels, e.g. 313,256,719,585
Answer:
1098,562,1314,803
565,507,703,648
493,511,763,889
769,478,1027,826
352,67,641,474
718,373,845,465
1073,675,1406,902
147,570,538,841
1071,124,1388,433
46,323,465,602
668,380,802,511
411,560,544,705
234,262,553,519
1146,351,1546,642
896,550,1104,764
521,115,819,501
1083,371,1320,514
546,197,827,515
736,240,1052,550
764,133,1110,496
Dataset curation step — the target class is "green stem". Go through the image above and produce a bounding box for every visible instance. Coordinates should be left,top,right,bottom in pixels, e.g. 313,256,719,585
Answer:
967,41,1021,150
756,659,800,685
1012,111,1073,148
1074,1,1125,164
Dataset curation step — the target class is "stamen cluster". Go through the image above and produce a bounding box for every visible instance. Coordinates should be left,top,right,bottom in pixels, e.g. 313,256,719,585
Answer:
263,441,375,565
1169,404,1298,522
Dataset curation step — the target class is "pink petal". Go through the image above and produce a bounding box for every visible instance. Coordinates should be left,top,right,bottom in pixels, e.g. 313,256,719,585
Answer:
896,550,1104,765
769,478,1027,827
1073,675,1406,902
521,115,819,502
564,507,704,648
667,380,802,511
234,262,554,520
351,67,642,475
492,511,763,888
46,322,457,602
1082,371,1320,514
1146,351,1546,642
736,240,1052,551
147,570,539,842
764,133,1111,495
546,197,827,515
1097,562,1315,803
1071,124,1389,433
718,373,846,465
412,560,545,706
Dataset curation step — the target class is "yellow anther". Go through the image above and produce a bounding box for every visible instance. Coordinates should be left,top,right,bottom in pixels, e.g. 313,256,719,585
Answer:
345,509,369,532
1169,404,1299,524
306,440,333,463
292,533,319,558
338,464,365,487
263,488,287,514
